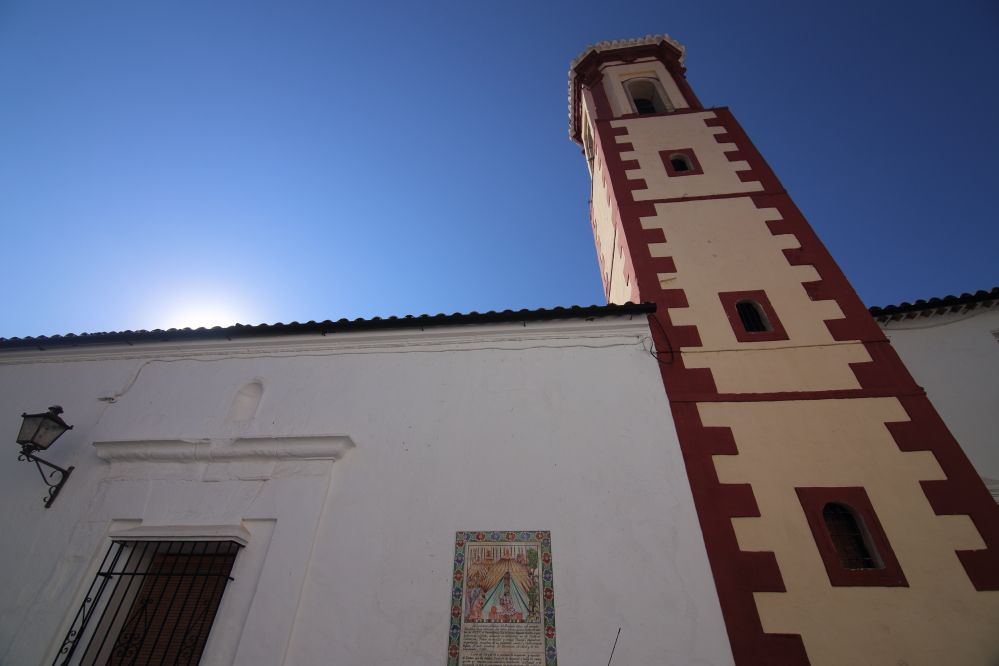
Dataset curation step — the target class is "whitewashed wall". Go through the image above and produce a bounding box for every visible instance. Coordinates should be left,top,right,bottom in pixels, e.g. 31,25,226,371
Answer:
0,316,734,666
880,308,999,499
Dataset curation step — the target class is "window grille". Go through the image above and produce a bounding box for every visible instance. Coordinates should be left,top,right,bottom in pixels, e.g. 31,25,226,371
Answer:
822,503,878,569
736,300,769,332
53,540,240,666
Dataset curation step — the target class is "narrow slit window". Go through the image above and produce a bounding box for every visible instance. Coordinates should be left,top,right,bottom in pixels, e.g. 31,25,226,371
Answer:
736,300,770,332
823,503,880,569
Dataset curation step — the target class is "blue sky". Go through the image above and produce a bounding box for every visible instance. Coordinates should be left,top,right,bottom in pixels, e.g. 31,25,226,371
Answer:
1,1,996,337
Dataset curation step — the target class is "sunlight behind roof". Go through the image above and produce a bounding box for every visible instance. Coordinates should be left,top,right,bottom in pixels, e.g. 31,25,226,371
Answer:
152,288,259,331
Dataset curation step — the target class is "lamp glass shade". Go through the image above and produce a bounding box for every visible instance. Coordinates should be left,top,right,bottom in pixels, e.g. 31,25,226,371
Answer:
16,409,71,450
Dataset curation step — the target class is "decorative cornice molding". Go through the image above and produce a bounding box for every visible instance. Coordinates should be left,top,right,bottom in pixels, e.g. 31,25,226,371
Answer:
569,34,685,72
93,435,355,464
109,523,253,545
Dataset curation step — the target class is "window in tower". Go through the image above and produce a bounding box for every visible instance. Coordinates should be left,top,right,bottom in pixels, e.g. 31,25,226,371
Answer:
670,155,691,172
718,291,789,342
796,487,907,587
623,78,673,115
822,503,879,569
659,149,703,177
736,300,769,332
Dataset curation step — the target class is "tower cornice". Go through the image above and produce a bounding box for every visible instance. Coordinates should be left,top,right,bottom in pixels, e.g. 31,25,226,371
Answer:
567,34,686,143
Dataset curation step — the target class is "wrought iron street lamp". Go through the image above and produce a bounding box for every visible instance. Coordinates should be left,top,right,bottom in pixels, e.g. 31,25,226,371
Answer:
16,406,74,508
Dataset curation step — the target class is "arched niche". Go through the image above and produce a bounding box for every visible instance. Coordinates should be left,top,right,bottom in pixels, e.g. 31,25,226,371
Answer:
226,380,263,423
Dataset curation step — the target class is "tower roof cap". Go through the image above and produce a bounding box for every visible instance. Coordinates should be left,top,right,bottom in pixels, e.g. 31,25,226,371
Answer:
567,34,686,141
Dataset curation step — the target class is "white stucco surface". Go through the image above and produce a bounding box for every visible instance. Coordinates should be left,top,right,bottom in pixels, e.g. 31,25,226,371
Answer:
0,317,734,665
880,308,999,496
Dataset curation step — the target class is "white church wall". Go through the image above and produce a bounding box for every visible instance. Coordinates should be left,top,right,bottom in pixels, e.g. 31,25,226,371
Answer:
880,308,999,498
0,316,734,666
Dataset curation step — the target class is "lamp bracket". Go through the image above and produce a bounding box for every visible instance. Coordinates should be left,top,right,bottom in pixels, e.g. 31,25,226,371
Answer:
18,445,74,508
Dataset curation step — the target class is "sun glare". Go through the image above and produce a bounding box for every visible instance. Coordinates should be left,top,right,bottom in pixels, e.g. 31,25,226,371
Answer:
167,305,242,330
151,291,261,331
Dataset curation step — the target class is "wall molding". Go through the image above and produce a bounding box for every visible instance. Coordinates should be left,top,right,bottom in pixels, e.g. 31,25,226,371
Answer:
109,523,253,546
93,435,355,463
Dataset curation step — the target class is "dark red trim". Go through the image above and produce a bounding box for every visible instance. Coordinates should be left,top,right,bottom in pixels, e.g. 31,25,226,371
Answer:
587,89,999,666
660,148,704,177
592,115,809,664
719,290,789,342
714,110,999,591
668,387,926,403
666,60,704,110
587,75,613,123
796,487,907,587
669,401,809,664
705,108,783,193
626,192,779,205
887,394,999,590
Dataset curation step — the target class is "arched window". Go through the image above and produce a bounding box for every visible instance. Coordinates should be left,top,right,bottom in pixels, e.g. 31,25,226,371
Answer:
822,503,880,569
669,154,692,172
624,78,672,115
736,300,769,332
796,487,906,586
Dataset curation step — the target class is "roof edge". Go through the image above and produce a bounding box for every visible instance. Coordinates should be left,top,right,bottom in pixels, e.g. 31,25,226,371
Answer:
0,303,657,351
869,288,998,319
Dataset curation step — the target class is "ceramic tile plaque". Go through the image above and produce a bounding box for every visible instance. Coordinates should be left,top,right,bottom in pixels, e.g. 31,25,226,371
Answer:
447,531,556,666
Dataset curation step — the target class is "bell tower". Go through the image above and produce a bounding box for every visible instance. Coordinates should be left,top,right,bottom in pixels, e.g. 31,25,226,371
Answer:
569,35,999,665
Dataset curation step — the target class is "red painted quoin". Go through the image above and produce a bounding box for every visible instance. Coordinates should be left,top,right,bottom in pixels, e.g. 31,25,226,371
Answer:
569,34,999,665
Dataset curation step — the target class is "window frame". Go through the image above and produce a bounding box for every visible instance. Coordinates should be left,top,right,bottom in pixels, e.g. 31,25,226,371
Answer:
659,149,704,177
718,290,789,342
796,487,907,587
622,77,674,116
52,539,242,665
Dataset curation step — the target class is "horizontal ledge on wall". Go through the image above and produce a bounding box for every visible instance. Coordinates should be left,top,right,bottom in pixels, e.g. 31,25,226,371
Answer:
93,435,356,463
669,387,926,403
109,523,252,546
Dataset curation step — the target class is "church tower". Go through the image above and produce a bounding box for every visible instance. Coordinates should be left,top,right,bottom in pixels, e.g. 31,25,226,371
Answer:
569,35,999,665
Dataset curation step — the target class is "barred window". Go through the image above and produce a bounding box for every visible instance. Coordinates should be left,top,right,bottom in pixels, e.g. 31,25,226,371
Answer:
54,540,240,666
822,503,880,569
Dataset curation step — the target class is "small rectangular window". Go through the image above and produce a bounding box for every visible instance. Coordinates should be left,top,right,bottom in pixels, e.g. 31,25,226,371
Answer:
659,149,704,177
54,540,240,666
